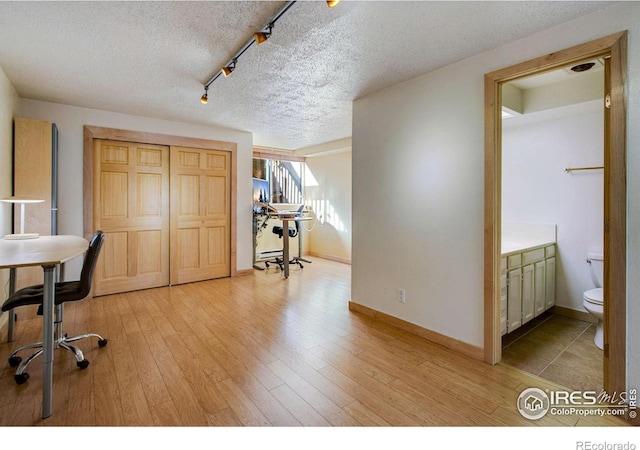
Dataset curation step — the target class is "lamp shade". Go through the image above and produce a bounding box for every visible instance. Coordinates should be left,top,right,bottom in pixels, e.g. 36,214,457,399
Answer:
254,32,270,45
222,65,234,77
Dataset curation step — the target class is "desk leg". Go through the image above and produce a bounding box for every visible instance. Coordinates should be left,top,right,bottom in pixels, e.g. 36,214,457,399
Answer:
282,218,290,278
8,267,16,342
41,265,55,419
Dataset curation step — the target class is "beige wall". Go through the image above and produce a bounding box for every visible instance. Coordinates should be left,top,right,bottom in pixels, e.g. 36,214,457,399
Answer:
305,151,352,263
16,99,254,278
352,3,640,391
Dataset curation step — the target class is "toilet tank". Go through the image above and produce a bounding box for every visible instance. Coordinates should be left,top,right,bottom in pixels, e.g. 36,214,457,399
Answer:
587,252,604,288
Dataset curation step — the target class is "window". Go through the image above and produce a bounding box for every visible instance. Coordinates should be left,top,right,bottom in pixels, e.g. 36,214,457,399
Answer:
253,152,305,204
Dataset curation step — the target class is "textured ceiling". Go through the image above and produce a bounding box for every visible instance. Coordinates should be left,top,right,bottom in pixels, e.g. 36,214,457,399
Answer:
0,1,614,150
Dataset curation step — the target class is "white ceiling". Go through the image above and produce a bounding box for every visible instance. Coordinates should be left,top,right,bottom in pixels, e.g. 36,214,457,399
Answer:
0,1,615,151
510,58,605,90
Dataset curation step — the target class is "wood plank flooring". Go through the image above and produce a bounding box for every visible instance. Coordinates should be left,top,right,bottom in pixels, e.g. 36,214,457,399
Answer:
0,258,627,428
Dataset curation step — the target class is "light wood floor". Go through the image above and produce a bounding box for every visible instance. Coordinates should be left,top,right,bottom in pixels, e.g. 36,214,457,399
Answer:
0,258,626,427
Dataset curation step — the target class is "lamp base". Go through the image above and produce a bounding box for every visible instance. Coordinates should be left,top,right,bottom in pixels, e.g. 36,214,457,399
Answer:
4,233,40,240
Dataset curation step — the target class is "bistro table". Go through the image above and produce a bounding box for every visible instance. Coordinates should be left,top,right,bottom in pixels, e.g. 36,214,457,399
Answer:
0,235,89,419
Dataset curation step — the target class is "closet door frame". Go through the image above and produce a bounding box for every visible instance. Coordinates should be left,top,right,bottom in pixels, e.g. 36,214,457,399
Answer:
83,126,239,284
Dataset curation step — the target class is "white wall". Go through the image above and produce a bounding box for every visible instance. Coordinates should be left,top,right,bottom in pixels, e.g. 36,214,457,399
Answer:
305,151,352,263
352,2,640,391
0,66,18,311
16,99,254,277
503,100,603,313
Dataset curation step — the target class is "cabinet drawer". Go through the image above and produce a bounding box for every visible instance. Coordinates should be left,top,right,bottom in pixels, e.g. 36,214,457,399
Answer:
545,245,555,258
501,257,507,273
507,254,521,269
523,248,545,265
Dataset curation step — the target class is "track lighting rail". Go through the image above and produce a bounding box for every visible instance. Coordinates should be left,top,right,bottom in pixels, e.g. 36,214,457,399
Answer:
200,0,339,103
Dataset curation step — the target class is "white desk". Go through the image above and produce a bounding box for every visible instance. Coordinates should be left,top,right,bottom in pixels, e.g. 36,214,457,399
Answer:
0,235,89,419
270,214,312,278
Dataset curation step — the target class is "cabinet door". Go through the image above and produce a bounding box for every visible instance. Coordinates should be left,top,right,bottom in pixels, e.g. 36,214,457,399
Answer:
501,272,508,336
545,257,556,309
522,264,535,324
507,269,522,332
534,260,546,316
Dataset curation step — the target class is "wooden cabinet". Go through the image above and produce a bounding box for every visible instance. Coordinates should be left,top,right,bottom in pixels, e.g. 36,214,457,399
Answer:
13,118,57,290
504,244,556,335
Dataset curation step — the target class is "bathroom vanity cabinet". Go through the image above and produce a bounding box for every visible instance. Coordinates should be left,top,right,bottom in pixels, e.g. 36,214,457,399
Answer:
501,244,556,335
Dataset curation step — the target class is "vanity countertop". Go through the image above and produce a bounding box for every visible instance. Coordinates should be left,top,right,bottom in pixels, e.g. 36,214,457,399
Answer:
501,239,555,256
501,222,556,257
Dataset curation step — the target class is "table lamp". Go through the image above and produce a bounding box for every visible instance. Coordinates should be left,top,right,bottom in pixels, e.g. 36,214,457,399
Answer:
0,196,45,239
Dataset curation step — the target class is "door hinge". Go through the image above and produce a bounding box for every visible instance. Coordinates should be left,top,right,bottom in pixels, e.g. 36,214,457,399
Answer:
605,93,611,109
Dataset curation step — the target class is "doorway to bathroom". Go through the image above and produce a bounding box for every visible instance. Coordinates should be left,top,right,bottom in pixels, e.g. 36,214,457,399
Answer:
499,63,604,391
483,32,627,398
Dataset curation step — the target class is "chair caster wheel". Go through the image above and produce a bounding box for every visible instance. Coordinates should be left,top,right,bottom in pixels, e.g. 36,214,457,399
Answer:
98,338,108,347
15,373,29,385
8,356,22,367
77,359,90,369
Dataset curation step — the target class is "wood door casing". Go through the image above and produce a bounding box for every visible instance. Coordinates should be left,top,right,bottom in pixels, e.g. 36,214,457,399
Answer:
170,146,231,285
484,32,627,407
93,139,170,296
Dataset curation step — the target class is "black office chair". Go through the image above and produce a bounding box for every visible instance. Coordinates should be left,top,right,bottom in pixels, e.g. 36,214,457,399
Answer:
1,230,108,384
265,205,308,271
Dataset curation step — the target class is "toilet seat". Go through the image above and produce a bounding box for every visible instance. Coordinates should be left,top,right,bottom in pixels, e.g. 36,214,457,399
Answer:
583,287,603,305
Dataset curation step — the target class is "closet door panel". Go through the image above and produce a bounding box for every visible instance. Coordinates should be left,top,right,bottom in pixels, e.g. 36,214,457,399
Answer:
171,146,230,285
93,140,169,296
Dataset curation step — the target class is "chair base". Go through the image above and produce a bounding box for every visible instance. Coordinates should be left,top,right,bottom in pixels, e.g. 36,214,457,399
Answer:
8,331,108,385
264,257,304,271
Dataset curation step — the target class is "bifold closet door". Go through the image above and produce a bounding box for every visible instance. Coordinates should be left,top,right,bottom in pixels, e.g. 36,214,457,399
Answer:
170,146,231,285
93,140,170,296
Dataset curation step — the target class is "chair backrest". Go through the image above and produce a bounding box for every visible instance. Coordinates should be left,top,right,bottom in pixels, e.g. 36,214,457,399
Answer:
76,230,105,299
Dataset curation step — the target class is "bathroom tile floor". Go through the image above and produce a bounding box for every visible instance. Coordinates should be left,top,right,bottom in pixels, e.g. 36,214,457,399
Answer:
501,312,602,392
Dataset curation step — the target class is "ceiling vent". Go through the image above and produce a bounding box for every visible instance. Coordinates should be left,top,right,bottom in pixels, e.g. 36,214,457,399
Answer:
570,62,596,73
564,58,604,76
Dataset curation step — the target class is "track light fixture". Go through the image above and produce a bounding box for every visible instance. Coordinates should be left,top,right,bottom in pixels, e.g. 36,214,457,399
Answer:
200,0,339,102
222,59,237,77
200,85,208,104
254,24,273,45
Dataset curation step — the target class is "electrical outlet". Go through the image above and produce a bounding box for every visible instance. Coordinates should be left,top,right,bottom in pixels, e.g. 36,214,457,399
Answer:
398,288,406,303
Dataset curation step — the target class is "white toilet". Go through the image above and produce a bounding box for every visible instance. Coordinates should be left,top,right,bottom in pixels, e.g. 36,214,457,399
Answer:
583,252,604,350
